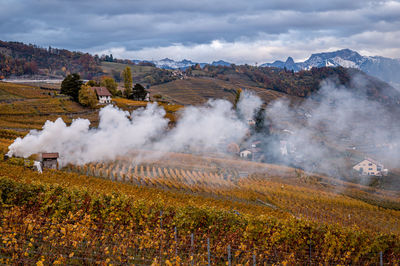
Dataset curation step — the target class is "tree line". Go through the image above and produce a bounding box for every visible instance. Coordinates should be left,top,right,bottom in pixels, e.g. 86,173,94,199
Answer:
0,41,103,79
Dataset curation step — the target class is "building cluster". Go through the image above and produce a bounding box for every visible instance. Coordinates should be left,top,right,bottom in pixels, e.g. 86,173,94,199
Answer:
171,70,187,80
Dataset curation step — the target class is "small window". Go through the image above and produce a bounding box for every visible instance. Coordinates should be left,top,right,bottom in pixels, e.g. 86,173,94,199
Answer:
368,168,373,170
368,163,372,166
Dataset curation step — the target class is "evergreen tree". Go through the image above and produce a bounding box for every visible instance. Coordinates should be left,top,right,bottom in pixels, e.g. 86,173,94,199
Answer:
130,83,148,100
60,73,83,102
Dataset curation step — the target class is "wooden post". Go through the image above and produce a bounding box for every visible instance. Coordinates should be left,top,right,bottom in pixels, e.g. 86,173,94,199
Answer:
309,226,312,266
191,233,194,266
207,238,211,266
174,226,178,257
159,210,163,262
227,245,231,266
253,253,256,266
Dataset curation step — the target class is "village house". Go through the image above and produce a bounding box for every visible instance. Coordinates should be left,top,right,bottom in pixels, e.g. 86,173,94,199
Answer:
352,158,388,176
91,87,112,104
248,119,256,126
41,152,59,169
239,147,264,162
240,149,252,159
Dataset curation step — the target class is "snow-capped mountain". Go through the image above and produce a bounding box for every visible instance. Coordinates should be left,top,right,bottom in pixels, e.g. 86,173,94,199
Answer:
132,58,232,70
150,58,198,69
261,49,400,86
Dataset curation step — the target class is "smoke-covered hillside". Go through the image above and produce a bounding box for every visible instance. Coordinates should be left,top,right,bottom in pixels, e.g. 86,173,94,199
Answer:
156,65,400,109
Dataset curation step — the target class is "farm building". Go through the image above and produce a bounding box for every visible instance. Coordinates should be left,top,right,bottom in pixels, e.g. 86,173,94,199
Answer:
41,153,59,169
353,158,388,176
91,87,112,104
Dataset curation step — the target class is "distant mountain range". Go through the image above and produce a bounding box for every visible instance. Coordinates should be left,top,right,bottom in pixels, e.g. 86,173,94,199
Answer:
132,58,232,69
131,49,400,88
261,49,400,87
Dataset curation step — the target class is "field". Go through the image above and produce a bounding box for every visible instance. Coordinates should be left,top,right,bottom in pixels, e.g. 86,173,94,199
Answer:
1,159,399,265
0,82,399,264
149,77,293,105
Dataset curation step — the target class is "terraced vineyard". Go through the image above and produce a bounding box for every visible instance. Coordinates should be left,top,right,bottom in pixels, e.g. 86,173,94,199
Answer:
1,161,400,265
65,153,400,237
68,161,238,192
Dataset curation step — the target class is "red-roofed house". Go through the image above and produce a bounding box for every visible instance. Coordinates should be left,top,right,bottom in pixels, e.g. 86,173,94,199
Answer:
91,87,112,104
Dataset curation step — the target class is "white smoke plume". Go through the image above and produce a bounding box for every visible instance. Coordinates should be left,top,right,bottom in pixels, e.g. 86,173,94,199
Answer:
265,77,400,176
237,90,263,121
7,92,260,166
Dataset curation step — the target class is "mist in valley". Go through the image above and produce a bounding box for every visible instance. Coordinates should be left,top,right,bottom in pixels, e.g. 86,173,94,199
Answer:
7,75,400,181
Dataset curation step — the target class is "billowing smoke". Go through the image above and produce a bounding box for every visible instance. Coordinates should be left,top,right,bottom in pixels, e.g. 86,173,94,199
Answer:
7,76,400,177
7,91,261,166
265,77,400,176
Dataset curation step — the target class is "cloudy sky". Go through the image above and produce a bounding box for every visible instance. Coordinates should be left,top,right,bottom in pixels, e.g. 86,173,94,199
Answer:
1,0,399,64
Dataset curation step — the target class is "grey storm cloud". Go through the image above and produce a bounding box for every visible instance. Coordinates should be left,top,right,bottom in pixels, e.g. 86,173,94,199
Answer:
0,0,399,63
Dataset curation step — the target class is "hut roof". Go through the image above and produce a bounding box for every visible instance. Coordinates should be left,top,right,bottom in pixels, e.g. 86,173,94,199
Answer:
42,153,59,159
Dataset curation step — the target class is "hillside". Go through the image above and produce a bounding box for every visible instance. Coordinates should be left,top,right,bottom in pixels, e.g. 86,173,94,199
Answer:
101,61,176,85
150,65,400,109
0,40,103,79
149,77,293,105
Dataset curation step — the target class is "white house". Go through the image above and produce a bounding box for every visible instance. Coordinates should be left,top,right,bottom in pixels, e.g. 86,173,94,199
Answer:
92,87,112,104
248,119,256,126
353,158,388,176
240,149,252,159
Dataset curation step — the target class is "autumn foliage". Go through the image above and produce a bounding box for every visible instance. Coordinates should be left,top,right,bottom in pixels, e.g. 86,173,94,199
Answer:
0,162,399,265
